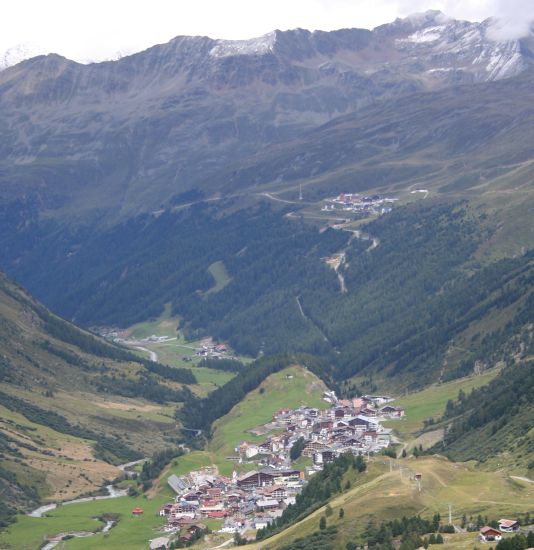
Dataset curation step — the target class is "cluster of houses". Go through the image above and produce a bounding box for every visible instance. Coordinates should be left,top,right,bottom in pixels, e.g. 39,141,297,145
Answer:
154,393,403,544
234,393,403,472
194,342,228,359
322,193,397,215
478,519,522,543
159,466,303,539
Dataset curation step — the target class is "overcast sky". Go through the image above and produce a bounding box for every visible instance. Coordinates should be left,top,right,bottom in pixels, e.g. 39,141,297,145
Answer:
1,0,533,63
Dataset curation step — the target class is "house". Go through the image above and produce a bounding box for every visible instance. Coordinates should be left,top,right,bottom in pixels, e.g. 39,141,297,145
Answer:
168,474,190,494
220,522,240,534
150,536,170,550
349,418,369,430
245,445,259,458
303,440,331,457
363,431,378,443
313,450,336,465
207,488,222,498
172,503,197,519
498,519,520,532
236,470,276,489
380,405,405,418
132,507,144,516
264,486,287,499
274,408,291,420
206,510,227,519
254,518,272,530
159,504,173,517
364,395,393,405
256,499,280,510
479,526,502,542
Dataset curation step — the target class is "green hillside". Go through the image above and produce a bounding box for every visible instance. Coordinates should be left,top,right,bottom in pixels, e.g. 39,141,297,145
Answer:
246,456,534,550
209,364,328,475
432,359,534,472
0,273,195,522
3,200,532,392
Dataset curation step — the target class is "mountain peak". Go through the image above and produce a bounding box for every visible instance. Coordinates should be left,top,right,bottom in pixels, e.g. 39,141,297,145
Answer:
209,31,277,58
375,9,453,35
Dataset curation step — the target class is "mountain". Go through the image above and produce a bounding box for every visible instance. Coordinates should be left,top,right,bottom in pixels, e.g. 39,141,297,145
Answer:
0,272,193,518
1,11,534,222
0,11,532,387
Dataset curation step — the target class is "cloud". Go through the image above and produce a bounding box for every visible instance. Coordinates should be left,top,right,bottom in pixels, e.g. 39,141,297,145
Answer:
486,0,534,40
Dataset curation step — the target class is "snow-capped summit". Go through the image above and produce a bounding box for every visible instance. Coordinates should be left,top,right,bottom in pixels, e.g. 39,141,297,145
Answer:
390,14,533,82
209,32,277,58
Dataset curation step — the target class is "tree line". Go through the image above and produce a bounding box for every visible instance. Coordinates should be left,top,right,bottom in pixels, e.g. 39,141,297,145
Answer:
431,360,534,462
177,354,333,433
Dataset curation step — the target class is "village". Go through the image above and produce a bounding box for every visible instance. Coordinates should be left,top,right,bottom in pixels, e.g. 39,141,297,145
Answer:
321,192,398,215
152,392,405,546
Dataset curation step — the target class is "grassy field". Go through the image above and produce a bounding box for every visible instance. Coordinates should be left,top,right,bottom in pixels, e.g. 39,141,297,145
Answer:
0,493,170,550
246,455,534,550
386,369,500,438
127,303,178,339
205,260,232,295
124,305,254,395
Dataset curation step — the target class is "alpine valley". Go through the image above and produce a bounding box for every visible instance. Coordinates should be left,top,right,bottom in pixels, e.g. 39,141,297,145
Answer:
0,10,533,550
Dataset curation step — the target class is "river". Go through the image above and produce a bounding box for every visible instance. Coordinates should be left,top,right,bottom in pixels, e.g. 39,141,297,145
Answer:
28,484,129,518
40,521,115,550
28,459,145,546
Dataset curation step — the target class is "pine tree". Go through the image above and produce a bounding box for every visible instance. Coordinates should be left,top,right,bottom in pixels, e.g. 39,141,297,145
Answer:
320,516,327,530
339,508,345,519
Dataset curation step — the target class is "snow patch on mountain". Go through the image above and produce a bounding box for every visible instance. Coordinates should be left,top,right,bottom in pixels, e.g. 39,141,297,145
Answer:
484,46,525,80
210,32,276,58
403,26,445,44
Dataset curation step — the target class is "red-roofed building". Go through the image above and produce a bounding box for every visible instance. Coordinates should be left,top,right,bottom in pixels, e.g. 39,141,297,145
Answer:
206,510,227,519
479,527,502,542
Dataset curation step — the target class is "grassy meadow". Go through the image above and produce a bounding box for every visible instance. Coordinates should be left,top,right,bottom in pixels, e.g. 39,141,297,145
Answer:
246,456,534,550
386,369,500,438
124,304,254,395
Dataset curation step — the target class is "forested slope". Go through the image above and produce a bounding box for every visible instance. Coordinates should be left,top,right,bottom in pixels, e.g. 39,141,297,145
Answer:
433,360,534,468
3,200,532,389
